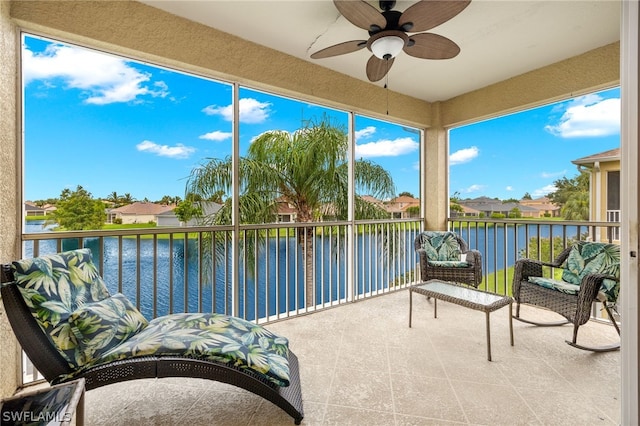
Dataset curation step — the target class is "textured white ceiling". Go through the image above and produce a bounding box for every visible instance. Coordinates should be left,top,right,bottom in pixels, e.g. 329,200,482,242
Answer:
142,0,621,102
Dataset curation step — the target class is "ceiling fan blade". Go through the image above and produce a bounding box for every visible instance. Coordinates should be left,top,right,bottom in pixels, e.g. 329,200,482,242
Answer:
333,0,386,31
404,33,461,59
311,40,368,59
366,55,394,82
399,0,471,32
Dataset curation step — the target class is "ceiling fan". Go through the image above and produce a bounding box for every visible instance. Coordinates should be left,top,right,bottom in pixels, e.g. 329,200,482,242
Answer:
311,0,471,82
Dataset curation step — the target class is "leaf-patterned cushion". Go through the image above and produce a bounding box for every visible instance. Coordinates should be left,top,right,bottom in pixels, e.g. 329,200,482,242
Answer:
527,276,580,296
418,231,462,262
427,260,470,268
74,313,291,387
561,241,621,302
11,249,111,369
69,293,149,365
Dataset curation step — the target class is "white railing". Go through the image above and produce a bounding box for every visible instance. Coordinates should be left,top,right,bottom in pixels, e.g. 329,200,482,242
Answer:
607,210,621,241
22,220,422,323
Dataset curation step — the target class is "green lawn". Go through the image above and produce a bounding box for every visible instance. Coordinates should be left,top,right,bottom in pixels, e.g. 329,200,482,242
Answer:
479,266,515,296
479,264,563,296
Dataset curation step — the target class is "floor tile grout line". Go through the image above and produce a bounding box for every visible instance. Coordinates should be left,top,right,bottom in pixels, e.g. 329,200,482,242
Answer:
320,315,348,425
383,340,399,425
420,298,472,425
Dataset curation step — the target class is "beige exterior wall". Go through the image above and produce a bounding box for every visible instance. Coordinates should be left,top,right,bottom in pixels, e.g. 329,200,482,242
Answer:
591,160,621,242
117,213,158,225
441,42,620,128
0,0,20,398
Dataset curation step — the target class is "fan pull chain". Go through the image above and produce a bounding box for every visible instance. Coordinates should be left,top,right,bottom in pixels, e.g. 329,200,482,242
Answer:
385,60,390,115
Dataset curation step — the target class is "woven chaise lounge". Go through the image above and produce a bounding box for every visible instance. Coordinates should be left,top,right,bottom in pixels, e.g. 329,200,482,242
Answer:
0,249,304,424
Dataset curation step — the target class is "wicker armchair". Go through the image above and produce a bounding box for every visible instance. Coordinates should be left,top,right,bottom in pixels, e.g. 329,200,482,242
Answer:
415,231,482,288
512,241,620,352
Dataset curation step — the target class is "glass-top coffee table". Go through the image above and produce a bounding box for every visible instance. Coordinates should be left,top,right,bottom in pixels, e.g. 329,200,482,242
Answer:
409,280,514,361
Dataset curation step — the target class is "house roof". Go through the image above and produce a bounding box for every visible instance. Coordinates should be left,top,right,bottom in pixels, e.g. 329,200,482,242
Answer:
360,195,384,206
572,148,620,165
23,203,45,213
519,197,560,211
388,195,420,204
277,203,296,215
111,202,175,215
458,205,481,215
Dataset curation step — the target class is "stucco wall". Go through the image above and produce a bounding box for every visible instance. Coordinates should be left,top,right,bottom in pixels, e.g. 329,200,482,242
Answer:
441,42,620,128
0,0,19,398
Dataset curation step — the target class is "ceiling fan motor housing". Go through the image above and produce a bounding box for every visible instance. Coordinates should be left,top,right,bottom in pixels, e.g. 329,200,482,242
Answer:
370,9,407,34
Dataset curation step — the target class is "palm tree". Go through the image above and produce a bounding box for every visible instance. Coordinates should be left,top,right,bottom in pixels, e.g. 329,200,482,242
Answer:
186,117,395,307
561,191,590,220
106,191,120,206
121,193,135,205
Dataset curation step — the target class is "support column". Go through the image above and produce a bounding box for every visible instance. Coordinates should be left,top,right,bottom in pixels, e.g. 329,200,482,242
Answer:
621,1,640,423
424,101,448,230
0,0,21,396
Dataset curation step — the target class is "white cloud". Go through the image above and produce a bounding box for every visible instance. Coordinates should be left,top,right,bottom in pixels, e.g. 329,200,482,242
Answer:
532,184,557,197
506,186,514,191
23,44,169,105
462,184,485,193
136,140,195,159
355,126,376,140
355,137,418,158
545,95,620,138
199,131,232,142
541,170,567,179
450,146,479,165
202,98,271,124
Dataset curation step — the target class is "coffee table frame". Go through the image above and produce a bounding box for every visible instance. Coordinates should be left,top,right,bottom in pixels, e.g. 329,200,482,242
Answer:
409,280,514,361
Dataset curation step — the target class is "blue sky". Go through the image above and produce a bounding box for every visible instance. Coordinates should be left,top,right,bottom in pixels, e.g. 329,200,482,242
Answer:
23,35,618,203
450,88,620,200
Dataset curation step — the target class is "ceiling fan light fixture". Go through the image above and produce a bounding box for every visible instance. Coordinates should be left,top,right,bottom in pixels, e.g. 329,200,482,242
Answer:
370,35,404,60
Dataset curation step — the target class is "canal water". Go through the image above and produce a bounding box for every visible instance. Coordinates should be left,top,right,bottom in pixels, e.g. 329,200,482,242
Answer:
24,221,581,321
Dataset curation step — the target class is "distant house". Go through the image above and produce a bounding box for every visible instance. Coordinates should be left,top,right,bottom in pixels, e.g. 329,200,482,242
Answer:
156,201,223,227
24,202,46,216
276,199,297,223
572,147,620,241
519,196,561,218
385,195,420,219
42,204,57,215
109,202,175,225
451,204,481,218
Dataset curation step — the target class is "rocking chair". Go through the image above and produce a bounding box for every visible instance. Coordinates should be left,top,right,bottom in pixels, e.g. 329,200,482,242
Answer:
512,240,620,352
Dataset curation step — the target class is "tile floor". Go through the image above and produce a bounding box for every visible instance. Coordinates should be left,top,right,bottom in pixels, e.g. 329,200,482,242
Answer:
84,290,620,425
